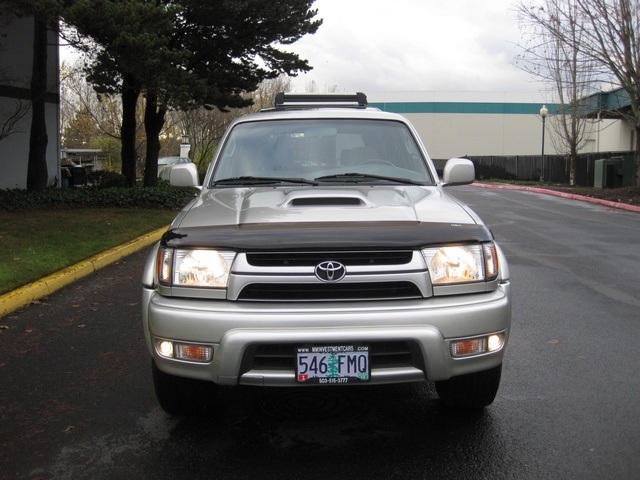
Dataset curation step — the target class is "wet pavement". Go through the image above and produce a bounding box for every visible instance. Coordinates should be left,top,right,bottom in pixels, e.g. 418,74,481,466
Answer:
1,186,639,479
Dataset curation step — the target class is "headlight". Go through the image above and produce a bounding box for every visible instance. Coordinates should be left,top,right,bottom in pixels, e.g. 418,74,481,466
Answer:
157,247,236,288
422,243,498,285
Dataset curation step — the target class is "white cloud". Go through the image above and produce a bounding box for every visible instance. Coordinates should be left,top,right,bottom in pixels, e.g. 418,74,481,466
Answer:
60,0,541,98
284,0,539,95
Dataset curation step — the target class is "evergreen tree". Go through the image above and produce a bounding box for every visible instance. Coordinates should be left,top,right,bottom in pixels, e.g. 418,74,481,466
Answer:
327,354,340,378
64,0,321,187
64,0,177,186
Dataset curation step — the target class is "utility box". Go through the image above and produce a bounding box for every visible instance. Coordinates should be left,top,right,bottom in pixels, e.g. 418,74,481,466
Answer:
72,166,87,187
594,157,635,188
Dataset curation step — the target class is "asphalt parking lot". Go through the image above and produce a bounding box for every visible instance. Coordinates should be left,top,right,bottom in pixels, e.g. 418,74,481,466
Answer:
1,185,639,479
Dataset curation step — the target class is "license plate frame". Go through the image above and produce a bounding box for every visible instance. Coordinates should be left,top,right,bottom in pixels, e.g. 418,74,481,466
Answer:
295,344,370,384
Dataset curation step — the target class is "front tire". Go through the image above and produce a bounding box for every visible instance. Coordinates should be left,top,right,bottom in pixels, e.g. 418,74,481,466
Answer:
152,360,217,416
435,364,502,410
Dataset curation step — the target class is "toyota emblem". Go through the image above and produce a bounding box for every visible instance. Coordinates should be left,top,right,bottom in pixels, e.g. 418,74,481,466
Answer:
315,261,346,282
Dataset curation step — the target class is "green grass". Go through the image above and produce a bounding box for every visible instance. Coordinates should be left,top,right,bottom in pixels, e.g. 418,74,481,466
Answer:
0,208,176,295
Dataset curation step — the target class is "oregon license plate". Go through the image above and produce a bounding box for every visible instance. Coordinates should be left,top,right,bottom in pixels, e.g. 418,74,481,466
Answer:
296,345,370,384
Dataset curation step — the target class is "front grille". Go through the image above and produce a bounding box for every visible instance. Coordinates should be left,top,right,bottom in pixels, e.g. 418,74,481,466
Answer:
242,341,423,373
237,281,422,301
246,250,413,267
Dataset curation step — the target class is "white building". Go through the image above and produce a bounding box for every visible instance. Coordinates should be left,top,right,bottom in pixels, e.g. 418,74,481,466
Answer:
371,91,634,158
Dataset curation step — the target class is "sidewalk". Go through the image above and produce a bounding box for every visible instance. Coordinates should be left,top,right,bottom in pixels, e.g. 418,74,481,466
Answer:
473,182,640,213
2,183,638,318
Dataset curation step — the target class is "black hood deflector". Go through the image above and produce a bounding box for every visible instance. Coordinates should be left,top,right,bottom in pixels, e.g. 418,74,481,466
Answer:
162,222,493,251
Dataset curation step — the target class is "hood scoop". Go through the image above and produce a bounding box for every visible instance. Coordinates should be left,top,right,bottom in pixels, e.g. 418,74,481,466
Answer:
289,196,364,207
284,192,371,208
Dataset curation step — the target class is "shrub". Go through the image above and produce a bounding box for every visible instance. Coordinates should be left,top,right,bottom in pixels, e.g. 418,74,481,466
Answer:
0,184,197,211
87,170,127,189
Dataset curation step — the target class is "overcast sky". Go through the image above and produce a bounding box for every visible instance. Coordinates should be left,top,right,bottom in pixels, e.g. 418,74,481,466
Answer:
61,0,542,99
283,0,540,96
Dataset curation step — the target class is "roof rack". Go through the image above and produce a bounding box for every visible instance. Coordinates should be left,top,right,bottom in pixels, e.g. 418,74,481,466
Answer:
273,92,368,110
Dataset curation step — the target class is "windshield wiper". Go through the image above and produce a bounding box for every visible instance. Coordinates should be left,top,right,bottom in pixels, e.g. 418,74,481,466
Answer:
315,173,425,186
211,176,318,186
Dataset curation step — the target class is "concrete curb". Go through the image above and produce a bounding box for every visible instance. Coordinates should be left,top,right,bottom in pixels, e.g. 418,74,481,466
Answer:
473,182,640,213
0,226,167,318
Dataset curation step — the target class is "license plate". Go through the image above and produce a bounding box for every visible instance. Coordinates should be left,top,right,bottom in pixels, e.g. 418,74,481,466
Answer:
296,345,370,384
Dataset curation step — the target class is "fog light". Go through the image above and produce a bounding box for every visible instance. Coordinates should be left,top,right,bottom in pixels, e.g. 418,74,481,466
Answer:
174,343,213,363
451,338,487,357
158,340,174,358
488,334,504,352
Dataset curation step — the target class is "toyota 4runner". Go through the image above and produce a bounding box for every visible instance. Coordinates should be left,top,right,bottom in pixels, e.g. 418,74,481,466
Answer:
142,92,511,414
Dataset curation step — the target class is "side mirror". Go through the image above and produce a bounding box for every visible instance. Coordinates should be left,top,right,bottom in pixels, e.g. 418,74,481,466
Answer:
442,158,475,186
169,162,200,188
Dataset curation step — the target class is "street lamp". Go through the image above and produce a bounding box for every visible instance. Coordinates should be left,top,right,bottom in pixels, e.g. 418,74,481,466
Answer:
539,105,548,182
180,133,191,159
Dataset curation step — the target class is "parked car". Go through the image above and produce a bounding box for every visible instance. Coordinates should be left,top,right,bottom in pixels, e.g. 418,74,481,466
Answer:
142,92,511,415
157,156,192,181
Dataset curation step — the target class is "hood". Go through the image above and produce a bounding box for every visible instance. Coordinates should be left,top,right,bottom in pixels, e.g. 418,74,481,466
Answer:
164,186,492,250
173,186,476,229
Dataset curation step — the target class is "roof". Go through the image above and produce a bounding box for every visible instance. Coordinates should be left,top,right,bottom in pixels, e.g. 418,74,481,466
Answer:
580,87,632,118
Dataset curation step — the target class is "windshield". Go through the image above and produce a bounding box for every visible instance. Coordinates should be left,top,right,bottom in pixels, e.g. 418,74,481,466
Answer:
210,119,435,186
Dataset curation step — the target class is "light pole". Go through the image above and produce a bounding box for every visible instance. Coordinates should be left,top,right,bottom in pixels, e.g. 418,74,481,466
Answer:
539,105,548,182
180,133,191,159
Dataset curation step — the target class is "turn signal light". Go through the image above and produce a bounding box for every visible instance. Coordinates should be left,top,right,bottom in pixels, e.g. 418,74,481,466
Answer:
175,344,212,362
451,333,505,358
451,338,486,357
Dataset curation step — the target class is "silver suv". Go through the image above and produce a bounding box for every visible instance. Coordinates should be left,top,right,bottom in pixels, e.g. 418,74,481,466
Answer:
142,93,511,414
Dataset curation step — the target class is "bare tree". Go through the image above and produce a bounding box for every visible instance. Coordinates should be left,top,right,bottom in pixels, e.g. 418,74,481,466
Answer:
516,0,596,185
0,98,29,142
0,66,30,141
167,106,237,172
60,59,147,172
304,80,345,93
518,0,640,186
59,65,295,176
576,0,640,185
61,60,128,143
169,76,295,173
251,75,294,110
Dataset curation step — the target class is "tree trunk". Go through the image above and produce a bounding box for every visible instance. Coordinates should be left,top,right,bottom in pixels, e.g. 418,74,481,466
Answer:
636,126,640,187
26,15,49,192
121,75,141,187
569,143,578,186
143,92,166,187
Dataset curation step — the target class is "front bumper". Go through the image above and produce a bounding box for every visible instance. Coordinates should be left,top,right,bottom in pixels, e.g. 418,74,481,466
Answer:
143,283,511,387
